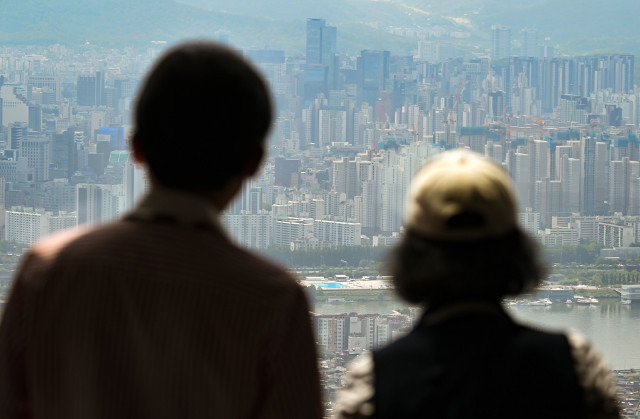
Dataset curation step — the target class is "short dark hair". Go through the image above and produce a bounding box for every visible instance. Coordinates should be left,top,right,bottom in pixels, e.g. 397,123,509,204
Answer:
134,41,273,189
390,228,546,306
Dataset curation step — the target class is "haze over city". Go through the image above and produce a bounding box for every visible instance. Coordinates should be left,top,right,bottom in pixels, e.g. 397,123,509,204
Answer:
1,1,640,416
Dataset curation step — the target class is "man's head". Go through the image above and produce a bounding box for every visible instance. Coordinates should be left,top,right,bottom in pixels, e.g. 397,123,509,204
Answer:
133,41,273,191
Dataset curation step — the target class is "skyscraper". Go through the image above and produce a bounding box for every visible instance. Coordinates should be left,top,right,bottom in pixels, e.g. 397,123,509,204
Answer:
491,25,511,60
306,19,336,66
305,19,337,103
358,50,390,106
77,71,104,106
8,122,26,150
521,29,538,57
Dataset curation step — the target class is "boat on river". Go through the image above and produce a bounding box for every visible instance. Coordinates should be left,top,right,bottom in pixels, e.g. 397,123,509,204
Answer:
573,296,599,305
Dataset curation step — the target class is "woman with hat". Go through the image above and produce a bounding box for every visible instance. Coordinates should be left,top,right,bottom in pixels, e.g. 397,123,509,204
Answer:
334,149,619,418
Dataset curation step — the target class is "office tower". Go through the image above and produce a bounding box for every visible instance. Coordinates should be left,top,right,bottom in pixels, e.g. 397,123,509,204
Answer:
274,157,301,187
77,75,96,106
1,85,29,126
28,105,42,131
76,183,113,225
304,19,337,103
21,135,51,182
0,152,29,184
521,29,538,57
306,18,324,65
303,66,328,105
358,50,390,106
77,71,104,106
8,122,26,150
306,19,336,66
491,25,511,60
123,153,147,209
51,129,78,180
26,74,61,104
42,179,77,213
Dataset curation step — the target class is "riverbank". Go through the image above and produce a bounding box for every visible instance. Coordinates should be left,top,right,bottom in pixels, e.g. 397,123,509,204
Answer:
305,282,622,302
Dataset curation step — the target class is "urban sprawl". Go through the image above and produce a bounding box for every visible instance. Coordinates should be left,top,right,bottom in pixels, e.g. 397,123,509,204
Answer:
1,18,640,417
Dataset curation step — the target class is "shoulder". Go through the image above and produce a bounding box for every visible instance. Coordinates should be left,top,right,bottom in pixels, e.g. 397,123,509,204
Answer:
333,352,375,419
566,330,620,418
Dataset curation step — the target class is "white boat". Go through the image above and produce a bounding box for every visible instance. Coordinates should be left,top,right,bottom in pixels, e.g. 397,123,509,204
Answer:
514,298,552,306
574,296,598,305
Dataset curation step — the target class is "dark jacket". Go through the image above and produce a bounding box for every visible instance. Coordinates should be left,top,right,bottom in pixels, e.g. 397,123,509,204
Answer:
374,308,583,418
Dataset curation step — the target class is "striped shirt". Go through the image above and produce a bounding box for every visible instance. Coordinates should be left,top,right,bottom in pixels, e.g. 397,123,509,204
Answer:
0,188,322,418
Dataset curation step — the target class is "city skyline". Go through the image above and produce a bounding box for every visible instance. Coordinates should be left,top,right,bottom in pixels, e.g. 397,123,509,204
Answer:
0,17,639,250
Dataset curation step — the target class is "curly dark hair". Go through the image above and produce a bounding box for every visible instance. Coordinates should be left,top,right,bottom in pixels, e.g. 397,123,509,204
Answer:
390,228,547,306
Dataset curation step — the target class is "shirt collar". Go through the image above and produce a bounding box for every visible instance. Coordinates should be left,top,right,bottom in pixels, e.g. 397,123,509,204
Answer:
422,301,508,326
127,186,226,234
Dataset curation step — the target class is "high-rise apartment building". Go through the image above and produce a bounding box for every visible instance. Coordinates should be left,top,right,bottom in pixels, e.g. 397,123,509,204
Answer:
5,206,77,246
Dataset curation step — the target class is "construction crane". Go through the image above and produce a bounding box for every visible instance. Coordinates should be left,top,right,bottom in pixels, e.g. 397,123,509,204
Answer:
449,78,467,134
501,105,511,143
441,78,467,147
530,117,546,141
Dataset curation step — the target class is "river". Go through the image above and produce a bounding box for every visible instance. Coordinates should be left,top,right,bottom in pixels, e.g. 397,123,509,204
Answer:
314,299,640,370
1,297,638,369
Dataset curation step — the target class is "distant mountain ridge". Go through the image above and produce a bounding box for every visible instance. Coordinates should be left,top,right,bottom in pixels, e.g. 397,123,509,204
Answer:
0,0,415,54
177,0,640,55
1,0,639,56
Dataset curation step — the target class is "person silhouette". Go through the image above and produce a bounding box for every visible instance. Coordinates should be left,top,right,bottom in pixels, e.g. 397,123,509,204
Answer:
0,41,321,419
334,149,619,419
